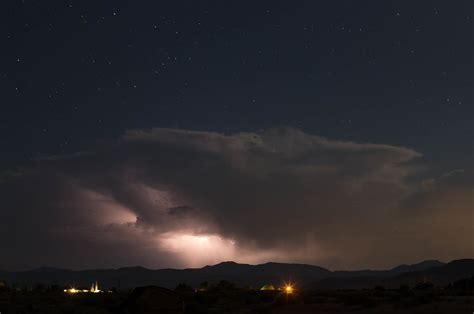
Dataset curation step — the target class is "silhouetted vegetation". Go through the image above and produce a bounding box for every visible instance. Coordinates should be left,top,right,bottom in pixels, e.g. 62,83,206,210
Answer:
0,277,473,313
446,276,474,292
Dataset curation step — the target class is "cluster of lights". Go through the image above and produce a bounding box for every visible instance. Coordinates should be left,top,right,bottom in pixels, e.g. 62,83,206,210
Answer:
64,281,102,294
63,287,90,294
64,280,294,295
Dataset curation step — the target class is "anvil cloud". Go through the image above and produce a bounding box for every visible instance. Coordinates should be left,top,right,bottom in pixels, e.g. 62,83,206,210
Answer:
0,128,472,270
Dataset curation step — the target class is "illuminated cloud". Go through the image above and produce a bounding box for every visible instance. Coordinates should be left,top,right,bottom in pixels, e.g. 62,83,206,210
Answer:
0,128,472,270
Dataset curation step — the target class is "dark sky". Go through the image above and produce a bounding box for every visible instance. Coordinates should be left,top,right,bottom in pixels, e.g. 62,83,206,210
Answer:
0,1,472,270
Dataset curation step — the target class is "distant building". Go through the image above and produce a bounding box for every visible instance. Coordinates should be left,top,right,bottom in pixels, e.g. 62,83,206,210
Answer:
260,284,276,291
90,281,101,293
64,281,102,294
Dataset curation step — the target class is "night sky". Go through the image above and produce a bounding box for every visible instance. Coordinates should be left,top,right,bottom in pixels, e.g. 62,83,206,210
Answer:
0,1,472,271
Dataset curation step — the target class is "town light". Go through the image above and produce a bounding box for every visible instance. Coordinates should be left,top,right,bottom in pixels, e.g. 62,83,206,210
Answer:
284,284,294,294
64,287,79,294
64,281,102,294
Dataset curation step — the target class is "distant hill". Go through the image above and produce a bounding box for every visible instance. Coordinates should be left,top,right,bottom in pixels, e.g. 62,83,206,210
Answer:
331,260,445,278
314,259,474,289
389,260,445,275
0,259,472,290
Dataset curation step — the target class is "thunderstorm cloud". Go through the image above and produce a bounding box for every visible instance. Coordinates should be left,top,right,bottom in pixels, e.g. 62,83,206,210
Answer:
1,128,472,270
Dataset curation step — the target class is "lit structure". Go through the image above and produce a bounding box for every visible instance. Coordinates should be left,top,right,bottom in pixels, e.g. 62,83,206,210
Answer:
63,287,80,294
260,284,276,291
64,281,102,294
90,281,101,293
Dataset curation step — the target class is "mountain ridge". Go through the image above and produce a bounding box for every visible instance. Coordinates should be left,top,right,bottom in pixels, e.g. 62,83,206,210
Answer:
1,259,472,290
5,259,445,273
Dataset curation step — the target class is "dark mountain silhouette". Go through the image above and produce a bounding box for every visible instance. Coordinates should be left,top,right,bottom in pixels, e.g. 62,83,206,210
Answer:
331,259,445,278
314,259,474,289
389,260,445,274
0,259,471,290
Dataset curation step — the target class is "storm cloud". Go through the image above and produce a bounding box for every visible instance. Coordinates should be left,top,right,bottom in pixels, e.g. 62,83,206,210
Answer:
1,128,472,270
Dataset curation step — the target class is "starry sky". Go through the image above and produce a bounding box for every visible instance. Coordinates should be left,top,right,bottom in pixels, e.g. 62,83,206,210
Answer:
0,1,472,270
